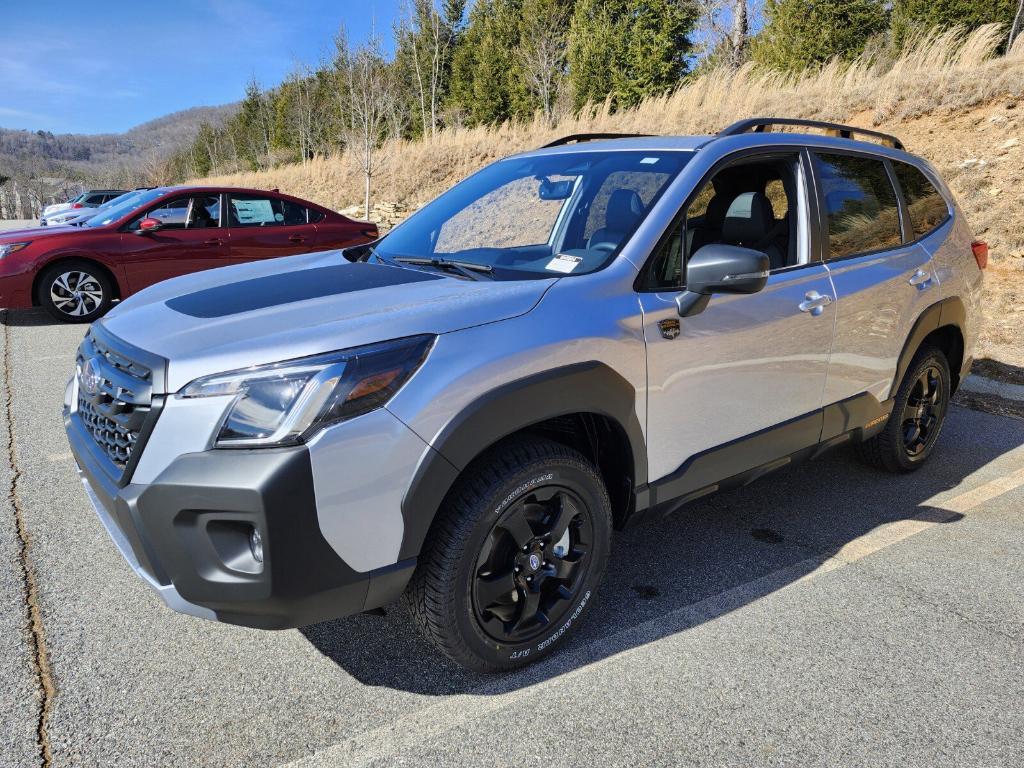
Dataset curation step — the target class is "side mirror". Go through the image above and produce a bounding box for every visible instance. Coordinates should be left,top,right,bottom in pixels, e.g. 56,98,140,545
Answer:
676,244,770,317
136,217,163,234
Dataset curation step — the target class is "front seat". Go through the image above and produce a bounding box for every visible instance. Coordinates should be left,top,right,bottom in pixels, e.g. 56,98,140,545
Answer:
587,189,644,251
720,191,785,269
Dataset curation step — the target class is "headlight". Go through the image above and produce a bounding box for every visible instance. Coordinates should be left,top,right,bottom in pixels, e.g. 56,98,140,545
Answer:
180,335,434,447
0,242,31,259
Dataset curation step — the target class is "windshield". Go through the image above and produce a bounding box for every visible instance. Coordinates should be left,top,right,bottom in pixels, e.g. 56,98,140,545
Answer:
84,188,167,228
372,150,691,279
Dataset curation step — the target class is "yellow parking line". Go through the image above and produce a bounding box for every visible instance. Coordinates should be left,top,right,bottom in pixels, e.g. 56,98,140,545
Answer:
932,465,1024,514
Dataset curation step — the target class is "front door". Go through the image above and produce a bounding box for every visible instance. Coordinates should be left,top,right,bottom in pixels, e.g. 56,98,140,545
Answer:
121,193,229,293
638,149,836,490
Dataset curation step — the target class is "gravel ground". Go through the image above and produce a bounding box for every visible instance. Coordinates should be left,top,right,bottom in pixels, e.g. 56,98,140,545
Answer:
0,309,1022,767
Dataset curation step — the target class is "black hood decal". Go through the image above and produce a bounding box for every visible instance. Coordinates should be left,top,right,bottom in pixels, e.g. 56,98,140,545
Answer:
165,263,443,319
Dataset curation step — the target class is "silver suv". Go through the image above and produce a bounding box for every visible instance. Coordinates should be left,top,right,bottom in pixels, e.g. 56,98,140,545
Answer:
64,119,985,671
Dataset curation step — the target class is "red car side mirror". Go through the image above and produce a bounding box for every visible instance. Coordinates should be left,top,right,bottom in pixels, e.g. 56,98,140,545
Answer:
137,217,163,234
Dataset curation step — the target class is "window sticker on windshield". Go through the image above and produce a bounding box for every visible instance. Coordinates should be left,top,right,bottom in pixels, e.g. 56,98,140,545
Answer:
640,157,659,165
546,254,583,273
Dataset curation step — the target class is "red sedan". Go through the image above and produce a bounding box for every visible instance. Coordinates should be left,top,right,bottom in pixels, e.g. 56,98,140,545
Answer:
0,186,378,322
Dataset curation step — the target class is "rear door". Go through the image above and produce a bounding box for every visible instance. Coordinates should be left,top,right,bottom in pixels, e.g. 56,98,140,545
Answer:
120,193,231,293
225,193,320,264
812,151,937,406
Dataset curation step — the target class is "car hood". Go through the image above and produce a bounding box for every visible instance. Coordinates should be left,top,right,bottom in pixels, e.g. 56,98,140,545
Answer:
100,250,556,392
0,225,79,241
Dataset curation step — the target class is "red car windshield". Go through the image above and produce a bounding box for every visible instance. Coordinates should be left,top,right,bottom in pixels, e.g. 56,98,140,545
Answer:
83,188,169,228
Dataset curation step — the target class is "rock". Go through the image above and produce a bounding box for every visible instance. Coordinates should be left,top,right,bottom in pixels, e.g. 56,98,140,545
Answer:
1000,137,1020,150
1006,101,1018,110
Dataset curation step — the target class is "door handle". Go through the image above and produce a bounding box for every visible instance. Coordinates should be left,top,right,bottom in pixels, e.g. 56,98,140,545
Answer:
798,291,832,316
288,234,306,243
908,269,932,288
203,238,224,246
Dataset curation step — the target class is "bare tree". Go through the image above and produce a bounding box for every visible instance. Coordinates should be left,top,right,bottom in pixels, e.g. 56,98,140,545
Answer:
1010,0,1024,51
519,0,571,125
399,0,464,137
286,63,321,163
335,30,397,218
696,0,751,67
728,0,748,67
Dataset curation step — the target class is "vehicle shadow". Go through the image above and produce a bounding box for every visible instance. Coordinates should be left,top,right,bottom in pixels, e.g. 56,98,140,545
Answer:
0,307,74,327
300,406,1023,695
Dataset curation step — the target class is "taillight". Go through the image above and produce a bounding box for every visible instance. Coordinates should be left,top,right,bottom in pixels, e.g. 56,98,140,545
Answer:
71,202,83,209
971,240,988,270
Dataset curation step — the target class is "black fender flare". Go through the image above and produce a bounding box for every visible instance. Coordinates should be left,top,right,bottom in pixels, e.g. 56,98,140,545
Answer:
891,296,967,395
397,361,646,560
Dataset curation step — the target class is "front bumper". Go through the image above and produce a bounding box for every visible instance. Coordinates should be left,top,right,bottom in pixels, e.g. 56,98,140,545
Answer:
65,407,414,629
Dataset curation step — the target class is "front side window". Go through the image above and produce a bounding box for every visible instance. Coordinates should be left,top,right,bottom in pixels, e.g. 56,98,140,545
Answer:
893,162,949,240
132,195,221,230
815,153,902,259
372,150,691,280
641,153,804,291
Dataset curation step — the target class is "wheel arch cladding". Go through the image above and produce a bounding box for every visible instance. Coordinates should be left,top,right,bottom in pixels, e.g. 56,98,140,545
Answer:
33,255,121,306
398,361,646,560
892,296,967,396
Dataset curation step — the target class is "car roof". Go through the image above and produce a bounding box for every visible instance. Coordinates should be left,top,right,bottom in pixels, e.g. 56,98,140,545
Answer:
514,130,924,166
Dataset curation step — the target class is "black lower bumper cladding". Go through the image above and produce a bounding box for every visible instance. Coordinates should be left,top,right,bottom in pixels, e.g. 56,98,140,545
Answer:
67,411,413,629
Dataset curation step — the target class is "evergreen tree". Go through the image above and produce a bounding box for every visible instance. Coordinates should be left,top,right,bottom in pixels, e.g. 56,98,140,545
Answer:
891,0,1019,46
567,0,699,110
752,0,889,73
448,0,529,125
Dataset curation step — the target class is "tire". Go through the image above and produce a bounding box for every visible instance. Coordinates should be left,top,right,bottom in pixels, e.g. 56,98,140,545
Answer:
37,260,113,323
857,345,951,473
404,437,612,672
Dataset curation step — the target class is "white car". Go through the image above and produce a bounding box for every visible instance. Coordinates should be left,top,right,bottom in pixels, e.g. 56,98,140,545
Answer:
45,190,152,227
41,190,127,226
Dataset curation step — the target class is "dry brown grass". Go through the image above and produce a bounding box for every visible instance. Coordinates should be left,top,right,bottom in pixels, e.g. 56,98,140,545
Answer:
200,26,1024,365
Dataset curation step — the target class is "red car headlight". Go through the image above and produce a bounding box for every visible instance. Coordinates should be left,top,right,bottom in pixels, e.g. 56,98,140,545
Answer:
0,242,31,259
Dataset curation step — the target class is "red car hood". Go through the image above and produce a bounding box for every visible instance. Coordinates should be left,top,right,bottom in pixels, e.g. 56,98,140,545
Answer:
0,225,81,241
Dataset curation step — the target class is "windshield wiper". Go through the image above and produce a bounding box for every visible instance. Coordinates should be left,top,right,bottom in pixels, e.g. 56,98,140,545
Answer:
395,256,494,281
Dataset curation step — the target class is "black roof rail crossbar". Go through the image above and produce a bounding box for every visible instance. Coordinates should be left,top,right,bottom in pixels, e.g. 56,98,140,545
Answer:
719,118,905,151
542,133,651,148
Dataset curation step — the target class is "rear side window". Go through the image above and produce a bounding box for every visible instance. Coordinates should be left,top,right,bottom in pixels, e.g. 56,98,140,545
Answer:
229,195,310,227
893,162,949,239
814,153,902,259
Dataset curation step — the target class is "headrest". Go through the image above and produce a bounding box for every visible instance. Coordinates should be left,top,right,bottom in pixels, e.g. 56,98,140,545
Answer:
722,192,775,245
605,189,644,232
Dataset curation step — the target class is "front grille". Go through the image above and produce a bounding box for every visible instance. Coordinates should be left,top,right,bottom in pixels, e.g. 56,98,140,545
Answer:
77,395,140,466
75,330,156,476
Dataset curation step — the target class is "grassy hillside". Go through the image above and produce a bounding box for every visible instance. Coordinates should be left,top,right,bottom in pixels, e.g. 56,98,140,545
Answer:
200,26,1024,366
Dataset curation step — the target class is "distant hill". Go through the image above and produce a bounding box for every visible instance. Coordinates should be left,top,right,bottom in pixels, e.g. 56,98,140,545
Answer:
0,103,237,191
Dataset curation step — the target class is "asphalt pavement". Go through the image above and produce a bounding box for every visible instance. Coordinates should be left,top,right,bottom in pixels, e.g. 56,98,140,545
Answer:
0,306,1022,767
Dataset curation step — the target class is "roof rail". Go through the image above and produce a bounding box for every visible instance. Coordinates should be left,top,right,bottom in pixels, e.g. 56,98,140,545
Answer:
542,133,651,148
718,118,905,151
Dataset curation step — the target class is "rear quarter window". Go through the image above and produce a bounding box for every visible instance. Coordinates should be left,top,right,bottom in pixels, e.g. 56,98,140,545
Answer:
893,162,949,240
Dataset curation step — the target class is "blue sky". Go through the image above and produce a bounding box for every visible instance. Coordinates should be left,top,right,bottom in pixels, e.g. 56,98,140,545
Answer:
0,0,401,135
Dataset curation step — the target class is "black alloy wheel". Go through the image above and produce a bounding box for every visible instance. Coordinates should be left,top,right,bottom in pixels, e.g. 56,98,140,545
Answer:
472,484,593,644
901,364,943,458
404,437,612,671
856,344,950,473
